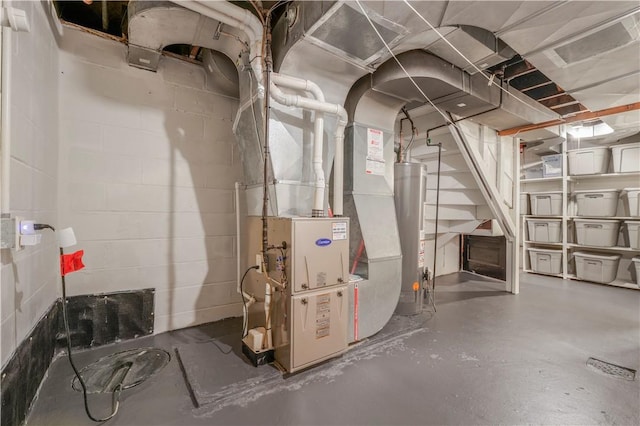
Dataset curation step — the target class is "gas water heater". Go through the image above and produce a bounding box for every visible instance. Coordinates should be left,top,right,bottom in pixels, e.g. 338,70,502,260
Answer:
243,217,349,373
394,162,427,315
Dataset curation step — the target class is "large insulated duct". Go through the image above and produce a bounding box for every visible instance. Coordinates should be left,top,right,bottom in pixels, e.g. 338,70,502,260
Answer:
178,0,264,96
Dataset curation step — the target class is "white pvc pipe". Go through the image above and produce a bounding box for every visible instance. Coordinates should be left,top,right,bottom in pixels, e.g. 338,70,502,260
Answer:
272,74,326,215
332,113,347,217
269,77,348,216
272,73,325,103
180,2,348,216
264,282,272,349
235,182,242,293
1,27,11,214
180,1,265,97
311,115,325,215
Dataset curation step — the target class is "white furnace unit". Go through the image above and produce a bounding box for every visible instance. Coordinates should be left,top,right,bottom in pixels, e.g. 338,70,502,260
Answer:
243,217,349,373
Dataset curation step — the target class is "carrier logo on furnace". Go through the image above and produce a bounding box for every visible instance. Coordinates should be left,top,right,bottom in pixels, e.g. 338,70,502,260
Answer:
315,238,332,247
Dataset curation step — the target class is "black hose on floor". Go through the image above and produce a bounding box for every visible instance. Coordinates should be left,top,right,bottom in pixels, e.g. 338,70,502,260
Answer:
37,223,127,422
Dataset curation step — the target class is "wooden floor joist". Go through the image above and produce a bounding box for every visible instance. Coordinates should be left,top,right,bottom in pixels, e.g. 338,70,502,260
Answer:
498,102,640,136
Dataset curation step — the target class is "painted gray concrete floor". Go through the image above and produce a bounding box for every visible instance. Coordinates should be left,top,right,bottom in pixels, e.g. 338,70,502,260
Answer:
26,272,640,425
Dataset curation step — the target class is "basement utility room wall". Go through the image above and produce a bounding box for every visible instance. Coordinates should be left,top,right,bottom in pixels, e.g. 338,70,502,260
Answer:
58,27,242,334
1,1,60,368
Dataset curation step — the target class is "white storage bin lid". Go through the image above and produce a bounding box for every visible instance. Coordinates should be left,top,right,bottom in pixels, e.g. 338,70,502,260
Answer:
567,146,610,153
528,248,562,254
573,251,621,260
633,257,640,263
529,190,563,195
572,189,620,194
527,218,562,223
611,142,640,149
573,218,620,224
625,220,640,225
622,188,640,194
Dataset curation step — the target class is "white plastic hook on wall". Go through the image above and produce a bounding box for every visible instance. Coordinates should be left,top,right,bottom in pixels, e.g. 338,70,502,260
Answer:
57,228,77,249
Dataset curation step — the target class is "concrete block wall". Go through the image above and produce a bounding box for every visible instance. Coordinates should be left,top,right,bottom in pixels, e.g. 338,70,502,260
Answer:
1,1,60,368
58,28,243,334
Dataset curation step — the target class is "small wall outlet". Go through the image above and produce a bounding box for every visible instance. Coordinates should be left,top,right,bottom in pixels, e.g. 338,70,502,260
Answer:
18,220,35,235
256,254,263,273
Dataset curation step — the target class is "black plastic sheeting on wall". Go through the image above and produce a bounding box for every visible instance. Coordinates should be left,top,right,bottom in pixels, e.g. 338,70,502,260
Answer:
0,303,60,426
1,289,155,426
58,289,155,349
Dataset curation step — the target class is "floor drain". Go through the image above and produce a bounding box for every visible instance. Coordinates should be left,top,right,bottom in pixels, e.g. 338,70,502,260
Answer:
72,347,171,393
587,358,636,381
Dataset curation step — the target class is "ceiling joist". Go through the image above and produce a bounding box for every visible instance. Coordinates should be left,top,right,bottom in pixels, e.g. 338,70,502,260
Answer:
498,102,640,136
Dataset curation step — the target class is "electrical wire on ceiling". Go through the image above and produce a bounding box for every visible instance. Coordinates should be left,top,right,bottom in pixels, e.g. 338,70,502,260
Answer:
353,2,504,148
355,0,541,147
401,0,561,122
353,0,466,137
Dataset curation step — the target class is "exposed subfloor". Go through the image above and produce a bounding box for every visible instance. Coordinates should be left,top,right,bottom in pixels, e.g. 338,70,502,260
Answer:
26,272,640,425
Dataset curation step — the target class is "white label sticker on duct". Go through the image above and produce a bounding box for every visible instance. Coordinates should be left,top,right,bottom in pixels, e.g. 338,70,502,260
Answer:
418,240,425,268
332,222,347,240
366,128,385,176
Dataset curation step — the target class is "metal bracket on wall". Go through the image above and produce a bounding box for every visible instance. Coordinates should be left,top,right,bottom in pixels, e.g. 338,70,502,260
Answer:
0,215,16,249
0,6,30,32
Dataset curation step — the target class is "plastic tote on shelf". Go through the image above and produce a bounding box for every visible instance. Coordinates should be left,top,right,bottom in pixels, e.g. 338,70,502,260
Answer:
542,154,562,177
529,191,563,216
625,221,640,250
611,142,640,173
527,218,562,243
574,219,621,247
573,189,620,217
632,257,640,286
528,248,562,274
574,251,621,284
520,193,529,215
567,146,610,175
622,188,640,217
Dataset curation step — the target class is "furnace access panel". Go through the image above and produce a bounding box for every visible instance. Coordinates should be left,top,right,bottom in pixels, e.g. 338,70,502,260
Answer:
265,217,349,372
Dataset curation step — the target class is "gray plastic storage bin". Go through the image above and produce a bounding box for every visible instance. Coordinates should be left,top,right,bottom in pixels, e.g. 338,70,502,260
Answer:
523,165,543,179
622,188,640,217
611,142,640,173
574,189,619,217
528,248,562,274
527,219,562,243
625,221,640,250
574,251,620,284
542,154,562,177
520,193,529,215
567,147,610,175
574,219,620,247
529,191,563,216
